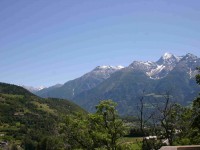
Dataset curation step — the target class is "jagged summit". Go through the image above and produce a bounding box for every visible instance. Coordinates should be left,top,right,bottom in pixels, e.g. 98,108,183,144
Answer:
182,53,198,60
128,61,157,73
163,52,174,59
157,52,179,65
127,52,199,80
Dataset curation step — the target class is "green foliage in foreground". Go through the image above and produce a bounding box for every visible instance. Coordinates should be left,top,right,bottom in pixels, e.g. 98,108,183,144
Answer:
62,100,128,150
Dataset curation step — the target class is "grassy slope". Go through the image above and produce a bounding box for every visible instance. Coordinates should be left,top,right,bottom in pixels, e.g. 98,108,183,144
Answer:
118,137,143,150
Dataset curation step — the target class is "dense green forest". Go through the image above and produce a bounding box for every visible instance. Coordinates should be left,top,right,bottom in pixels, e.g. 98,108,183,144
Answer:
1,67,200,150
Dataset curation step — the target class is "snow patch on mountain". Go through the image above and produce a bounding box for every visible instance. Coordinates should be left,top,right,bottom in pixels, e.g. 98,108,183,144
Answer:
116,65,125,69
128,61,157,71
83,65,125,80
96,65,124,70
137,61,155,66
146,65,166,79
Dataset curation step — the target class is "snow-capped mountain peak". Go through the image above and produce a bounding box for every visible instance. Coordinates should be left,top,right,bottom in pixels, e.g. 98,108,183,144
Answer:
163,52,173,59
162,52,182,62
83,65,125,80
157,52,179,66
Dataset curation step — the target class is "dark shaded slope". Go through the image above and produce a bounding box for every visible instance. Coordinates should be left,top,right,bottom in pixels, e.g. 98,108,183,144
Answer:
74,68,156,115
36,76,104,100
36,66,123,100
0,82,35,96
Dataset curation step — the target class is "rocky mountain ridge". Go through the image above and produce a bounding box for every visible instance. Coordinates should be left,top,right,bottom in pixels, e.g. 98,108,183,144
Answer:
36,65,124,99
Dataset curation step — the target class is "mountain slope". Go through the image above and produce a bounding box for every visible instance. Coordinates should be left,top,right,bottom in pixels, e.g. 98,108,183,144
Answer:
36,65,124,99
73,68,156,114
0,82,86,149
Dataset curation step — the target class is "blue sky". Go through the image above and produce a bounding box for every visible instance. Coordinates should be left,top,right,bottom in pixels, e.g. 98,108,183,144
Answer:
0,0,200,87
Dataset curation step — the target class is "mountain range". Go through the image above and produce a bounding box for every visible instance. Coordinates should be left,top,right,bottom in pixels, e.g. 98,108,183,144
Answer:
33,53,200,115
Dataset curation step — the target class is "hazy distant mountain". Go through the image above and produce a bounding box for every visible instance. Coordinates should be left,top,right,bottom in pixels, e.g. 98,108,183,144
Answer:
22,85,46,93
34,83,62,94
35,53,200,115
35,65,124,99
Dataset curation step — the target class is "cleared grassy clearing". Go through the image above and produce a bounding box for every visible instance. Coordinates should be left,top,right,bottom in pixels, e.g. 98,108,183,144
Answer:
118,137,143,150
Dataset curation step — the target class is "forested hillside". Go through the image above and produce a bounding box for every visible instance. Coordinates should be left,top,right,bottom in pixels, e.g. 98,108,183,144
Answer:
0,82,86,149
